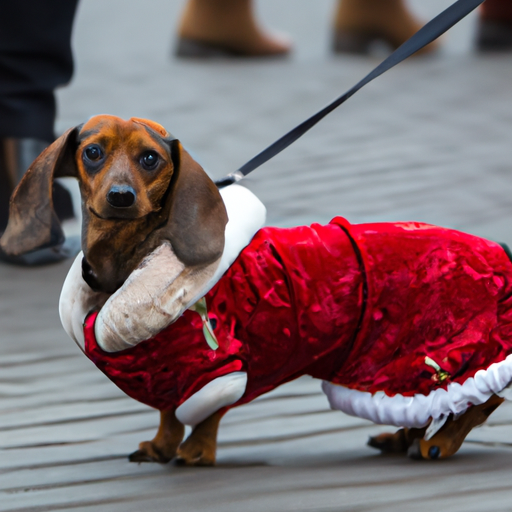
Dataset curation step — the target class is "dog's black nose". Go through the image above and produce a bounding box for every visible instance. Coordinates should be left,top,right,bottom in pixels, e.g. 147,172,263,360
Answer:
107,185,136,208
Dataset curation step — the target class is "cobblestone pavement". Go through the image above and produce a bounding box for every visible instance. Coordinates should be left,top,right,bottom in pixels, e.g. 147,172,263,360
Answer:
2,1,512,511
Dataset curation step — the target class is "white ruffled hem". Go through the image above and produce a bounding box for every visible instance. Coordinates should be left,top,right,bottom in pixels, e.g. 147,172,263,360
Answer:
322,353,512,428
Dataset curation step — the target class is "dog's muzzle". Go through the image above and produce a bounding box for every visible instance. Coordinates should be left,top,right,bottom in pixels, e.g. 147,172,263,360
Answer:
107,185,136,208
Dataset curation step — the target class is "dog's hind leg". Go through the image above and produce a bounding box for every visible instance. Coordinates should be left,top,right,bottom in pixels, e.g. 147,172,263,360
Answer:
175,411,224,466
369,394,504,460
129,409,185,463
409,394,504,460
368,426,426,454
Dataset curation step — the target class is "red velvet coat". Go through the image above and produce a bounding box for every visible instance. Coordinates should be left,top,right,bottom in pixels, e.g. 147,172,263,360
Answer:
84,217,512,412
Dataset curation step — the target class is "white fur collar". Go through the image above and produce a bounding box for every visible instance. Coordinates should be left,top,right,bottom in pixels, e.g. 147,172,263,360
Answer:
186,184,267,305
59,184,266,351
322,352,512,434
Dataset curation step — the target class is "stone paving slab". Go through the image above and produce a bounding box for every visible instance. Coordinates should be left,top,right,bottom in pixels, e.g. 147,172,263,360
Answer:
2,1,512,511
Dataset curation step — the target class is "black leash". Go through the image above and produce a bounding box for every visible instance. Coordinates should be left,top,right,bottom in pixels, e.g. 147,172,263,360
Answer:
216,0,484,188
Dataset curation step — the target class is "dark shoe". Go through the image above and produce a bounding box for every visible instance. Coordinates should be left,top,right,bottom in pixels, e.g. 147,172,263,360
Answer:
0,138,79,265
0,139,15,233
0,235,81,266
476,19,512,52
53,180,75,222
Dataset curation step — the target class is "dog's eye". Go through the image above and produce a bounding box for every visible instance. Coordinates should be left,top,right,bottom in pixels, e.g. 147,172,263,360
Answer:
83,145,103,162
140,151,159,170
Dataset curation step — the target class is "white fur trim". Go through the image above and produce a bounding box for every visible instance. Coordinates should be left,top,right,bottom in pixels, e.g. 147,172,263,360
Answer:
94,242,188,352
175,372,247,426
93,183,267,352
59,185,265,352
187,184,267,305
59,252,109,351
59,253,85,348
322,354,512,428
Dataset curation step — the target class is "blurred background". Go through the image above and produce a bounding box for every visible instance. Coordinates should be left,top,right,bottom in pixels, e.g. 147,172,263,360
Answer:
3,1,512,511
56,0,512,237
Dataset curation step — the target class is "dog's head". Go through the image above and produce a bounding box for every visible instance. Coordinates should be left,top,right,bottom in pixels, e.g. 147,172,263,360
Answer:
77,115,187,222
1,115,228,293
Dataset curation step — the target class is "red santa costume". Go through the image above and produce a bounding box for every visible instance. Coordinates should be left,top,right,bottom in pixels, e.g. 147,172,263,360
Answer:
60,185,512,433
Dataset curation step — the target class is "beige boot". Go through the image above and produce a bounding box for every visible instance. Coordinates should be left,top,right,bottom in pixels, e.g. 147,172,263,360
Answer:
176,0,291,58
333,0,438,55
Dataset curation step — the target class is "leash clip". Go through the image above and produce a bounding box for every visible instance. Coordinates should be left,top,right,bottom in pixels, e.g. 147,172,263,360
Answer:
215,170,244,188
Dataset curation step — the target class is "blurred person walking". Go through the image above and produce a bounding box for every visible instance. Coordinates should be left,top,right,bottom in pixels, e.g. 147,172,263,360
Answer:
477,0,512,51
176,0,292,57
174,0,434,57
332,0,436,54
175,0,512,57
0,0,79,239
1,0,511,263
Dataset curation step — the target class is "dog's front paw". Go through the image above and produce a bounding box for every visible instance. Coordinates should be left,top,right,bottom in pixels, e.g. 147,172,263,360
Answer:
129,441,174,464
174,437,216,467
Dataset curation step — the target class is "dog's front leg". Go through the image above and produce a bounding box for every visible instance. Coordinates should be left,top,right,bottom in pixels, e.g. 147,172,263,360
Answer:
175,411,224,466
129,409,185,463
172,372,246,466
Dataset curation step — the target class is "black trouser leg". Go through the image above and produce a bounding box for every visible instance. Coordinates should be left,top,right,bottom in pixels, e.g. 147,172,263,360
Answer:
0,0,79,140
0,0,79,232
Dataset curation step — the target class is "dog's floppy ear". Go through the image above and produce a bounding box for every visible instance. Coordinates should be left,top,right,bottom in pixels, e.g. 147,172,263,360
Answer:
0,126,80,256
163,140,228,267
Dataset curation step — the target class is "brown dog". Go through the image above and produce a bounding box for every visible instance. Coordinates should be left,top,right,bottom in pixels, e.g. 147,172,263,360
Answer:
1,115,228,296
1,115,239,465
3,115,509,467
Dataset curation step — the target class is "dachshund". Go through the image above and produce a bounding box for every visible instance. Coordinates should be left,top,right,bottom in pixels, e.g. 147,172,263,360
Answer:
1,115,228,315
3,114,512,466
